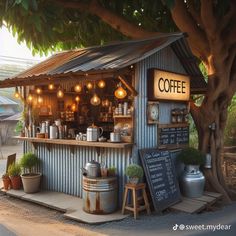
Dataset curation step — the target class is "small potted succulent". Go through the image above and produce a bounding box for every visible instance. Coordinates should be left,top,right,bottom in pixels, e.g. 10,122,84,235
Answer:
8,162,22,190
2,173,11,190
178,147,206,198
125,164,144,184
20,152,41,193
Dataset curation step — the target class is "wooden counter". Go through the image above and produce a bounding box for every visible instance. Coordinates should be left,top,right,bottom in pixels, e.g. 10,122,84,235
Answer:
14,136,133,149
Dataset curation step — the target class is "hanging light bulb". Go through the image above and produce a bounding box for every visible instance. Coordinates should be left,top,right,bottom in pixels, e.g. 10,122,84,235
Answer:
75,95,80,102
90,93,101,106
27,94,33,103
86,82,93,90
72,103,77,112
74,84,82,93
102,99,110,107
37,96,43,104
14,87,20,99
48,83,54,90
98,80,106,88
57,87,64,98
114,83,127,99
36,87,42,94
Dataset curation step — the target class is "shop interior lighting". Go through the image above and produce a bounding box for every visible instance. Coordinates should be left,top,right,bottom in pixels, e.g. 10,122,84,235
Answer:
98,80,106,88
74,84,82,93
114,83,127,99
48,83,55,90
57,87,64,98
36,87,42,94
75,95,80,102
86,82,93,90
14,87,20,99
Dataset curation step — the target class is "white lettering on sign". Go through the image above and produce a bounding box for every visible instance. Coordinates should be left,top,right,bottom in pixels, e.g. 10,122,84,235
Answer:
153,70,190,101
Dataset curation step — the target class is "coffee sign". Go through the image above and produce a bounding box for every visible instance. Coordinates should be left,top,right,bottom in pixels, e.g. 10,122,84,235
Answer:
148,69,190,101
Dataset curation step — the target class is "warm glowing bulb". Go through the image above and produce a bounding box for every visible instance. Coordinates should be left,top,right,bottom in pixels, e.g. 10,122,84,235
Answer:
14,87,20,99
38,96,43,103
102,99,110,107
28,94,33,103
74,84,82,93
48,83,54,90
57,88,64,98
98,80,106,88
86,82,93,90
90,93,101,106
72,103,76,111
114,86,127,99
36,87,42,94
75,95,80,102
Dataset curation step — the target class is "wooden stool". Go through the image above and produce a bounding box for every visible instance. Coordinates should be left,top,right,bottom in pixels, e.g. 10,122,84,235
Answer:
122,183,150,219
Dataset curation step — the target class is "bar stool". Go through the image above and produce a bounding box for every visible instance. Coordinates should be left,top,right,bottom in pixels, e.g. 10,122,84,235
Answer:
122,183,151,219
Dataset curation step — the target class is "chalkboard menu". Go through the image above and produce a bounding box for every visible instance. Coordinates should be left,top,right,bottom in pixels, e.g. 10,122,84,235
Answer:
159,126,189,146
139,149,181,212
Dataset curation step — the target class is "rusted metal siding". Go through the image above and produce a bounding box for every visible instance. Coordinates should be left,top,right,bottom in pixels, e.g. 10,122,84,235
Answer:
134,46,187,151
24,141,131,205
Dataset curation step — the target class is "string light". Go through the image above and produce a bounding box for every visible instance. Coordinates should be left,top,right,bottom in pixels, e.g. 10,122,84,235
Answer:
57,87,64,98
114,83,127,99
90,93,101,106
48,83,54,90
36,87,42,94
74,84,82,93
38,96,43,104
27,94,33,103
72,103,77,111
86,82,93,90
98,80,106,88
14,87,20,99
75,95,80,102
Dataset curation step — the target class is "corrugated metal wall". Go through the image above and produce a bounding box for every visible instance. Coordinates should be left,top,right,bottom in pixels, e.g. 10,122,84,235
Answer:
24,141,131,205
134,45,187,153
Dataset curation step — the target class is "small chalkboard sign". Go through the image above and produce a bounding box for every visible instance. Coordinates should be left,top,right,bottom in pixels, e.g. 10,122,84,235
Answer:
139,149,181,212
159,126,189,147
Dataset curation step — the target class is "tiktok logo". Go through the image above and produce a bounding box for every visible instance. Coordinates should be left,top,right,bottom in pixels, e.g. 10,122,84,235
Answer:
173,224,178,230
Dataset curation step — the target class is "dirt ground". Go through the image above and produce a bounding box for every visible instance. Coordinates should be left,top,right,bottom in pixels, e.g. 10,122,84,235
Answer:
0,144,236,236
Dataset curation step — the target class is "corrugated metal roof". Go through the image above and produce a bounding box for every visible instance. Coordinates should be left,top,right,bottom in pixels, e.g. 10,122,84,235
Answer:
2,112,21,121
0,32,206,91
0,96,17,105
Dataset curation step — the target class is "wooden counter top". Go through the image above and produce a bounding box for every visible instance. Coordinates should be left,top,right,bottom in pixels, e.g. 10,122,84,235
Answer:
14,136,133,149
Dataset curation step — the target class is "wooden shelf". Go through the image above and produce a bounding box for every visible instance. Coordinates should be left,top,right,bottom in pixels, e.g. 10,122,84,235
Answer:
158,123,189,128
113,115,132,118
13,136,133,149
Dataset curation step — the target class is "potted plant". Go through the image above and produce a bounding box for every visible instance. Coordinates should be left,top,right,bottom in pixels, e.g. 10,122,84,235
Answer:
125,164,143,184
20,152,41,193
178,147,206,198
108,167,117,177
8,162,22,190
2,173,11,190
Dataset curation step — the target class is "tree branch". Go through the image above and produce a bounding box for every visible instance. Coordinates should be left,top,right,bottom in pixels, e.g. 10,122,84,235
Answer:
186,0,203,29
52,0,157,39
170,0,209,60
200,0,217,37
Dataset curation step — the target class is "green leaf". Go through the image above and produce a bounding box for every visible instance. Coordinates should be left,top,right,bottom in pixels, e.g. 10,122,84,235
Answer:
161,0,175,9
21,0,29,10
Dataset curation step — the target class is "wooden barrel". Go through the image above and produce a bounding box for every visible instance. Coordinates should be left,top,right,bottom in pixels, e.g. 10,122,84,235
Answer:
83,176,118,214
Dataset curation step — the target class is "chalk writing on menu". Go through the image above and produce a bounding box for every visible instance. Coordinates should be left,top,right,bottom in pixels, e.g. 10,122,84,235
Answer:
139,149,181,212
159,126,189,146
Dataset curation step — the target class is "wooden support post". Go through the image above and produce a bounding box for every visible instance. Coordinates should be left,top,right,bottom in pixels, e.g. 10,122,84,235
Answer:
118,75,138,96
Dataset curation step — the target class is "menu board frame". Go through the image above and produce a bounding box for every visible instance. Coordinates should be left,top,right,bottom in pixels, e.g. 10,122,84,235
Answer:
139,148,181,212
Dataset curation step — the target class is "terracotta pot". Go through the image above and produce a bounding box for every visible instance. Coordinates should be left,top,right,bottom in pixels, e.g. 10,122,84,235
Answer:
10,176,22,190
2,177,11,190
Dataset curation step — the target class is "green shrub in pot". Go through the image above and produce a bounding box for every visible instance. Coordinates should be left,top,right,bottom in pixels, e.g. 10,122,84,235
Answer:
20,152,42,193
125,164,144,184
178,147,205,166
8,162,22,190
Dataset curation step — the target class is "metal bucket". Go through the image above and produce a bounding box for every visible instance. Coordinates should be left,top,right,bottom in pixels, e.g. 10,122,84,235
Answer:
83,176,118,214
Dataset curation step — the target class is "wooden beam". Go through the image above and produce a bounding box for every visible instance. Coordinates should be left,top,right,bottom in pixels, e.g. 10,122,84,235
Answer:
118,75,138,96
